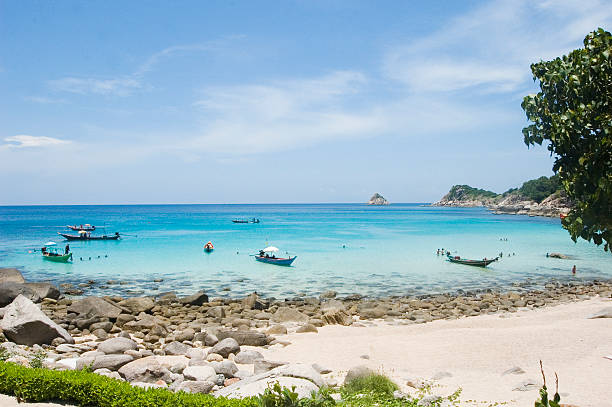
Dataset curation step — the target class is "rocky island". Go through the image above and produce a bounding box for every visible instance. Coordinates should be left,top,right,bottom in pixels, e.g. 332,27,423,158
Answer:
433,175,572,217
367,193,389,205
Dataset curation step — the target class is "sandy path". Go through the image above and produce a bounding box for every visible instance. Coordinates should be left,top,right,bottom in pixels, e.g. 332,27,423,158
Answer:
262,297,612,407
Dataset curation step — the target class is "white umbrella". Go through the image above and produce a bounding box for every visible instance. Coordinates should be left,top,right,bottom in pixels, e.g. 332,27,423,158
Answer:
44,241,57,246
262,246,279,253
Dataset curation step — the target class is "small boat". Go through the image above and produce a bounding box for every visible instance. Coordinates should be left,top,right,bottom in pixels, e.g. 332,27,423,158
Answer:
447,254,498,267
58,231,120,241
254,246,296,266
67,224,96,231
203,241,214,252
43,251,73,263
232,218,260,224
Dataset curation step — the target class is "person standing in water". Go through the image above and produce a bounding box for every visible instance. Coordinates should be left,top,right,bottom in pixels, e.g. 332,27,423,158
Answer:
572,265,576,275
65,244,70,254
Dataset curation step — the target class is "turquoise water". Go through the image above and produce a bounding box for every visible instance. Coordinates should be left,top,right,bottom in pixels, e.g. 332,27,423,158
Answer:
0,204,609,298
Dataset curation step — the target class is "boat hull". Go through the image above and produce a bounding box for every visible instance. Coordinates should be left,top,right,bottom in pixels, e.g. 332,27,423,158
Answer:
58,233,120,241
204,248,214,253
43,253,72,263
447,255,498,267
254,255,296,266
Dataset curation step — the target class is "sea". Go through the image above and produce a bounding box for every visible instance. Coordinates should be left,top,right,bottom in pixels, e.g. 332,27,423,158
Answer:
0,204,610,299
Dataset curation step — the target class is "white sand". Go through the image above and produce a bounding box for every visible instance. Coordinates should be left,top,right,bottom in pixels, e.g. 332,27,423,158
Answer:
262,297,612,407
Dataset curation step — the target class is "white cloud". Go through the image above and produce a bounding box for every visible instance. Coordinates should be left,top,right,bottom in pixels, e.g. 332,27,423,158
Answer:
384,0,612,93
2,135,70,149
48,77,141,96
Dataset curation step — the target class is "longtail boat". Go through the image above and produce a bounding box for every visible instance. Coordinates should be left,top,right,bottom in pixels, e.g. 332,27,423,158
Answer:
58,232,120,241
447,254,498,267
254,255,297,266
67,224,96,231
43,252,73,263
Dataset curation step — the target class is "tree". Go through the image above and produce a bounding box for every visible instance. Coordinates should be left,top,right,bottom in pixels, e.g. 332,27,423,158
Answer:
521,28,612,251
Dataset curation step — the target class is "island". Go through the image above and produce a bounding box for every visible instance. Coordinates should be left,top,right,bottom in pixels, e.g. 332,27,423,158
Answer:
432,175,572,217
367,193,389,205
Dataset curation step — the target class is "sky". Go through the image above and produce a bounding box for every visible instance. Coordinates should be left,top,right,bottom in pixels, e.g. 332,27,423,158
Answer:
1,0,611,205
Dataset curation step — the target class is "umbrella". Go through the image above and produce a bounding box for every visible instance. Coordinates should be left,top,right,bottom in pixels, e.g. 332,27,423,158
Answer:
262,246,279,252
44,241,57,246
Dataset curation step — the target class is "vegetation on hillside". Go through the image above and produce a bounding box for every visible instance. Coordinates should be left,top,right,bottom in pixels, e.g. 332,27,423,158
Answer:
521,28,612,251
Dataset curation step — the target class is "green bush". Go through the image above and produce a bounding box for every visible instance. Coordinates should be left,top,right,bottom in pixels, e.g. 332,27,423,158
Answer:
342,373,399,396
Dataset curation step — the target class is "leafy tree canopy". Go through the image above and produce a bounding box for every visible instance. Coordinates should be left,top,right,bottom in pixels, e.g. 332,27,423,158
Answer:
521,28,612,251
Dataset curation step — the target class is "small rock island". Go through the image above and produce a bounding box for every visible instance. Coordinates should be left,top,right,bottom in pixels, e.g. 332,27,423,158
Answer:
367,193,389,205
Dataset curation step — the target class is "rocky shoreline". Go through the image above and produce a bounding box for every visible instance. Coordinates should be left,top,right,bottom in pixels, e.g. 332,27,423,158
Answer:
1,267,612,399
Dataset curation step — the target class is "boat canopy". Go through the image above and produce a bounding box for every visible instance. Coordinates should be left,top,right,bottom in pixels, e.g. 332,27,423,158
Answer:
78,230,87,235
44,241,57,246
262,246,279,252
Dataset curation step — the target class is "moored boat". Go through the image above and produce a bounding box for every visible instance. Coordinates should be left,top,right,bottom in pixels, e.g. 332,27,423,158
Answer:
58,232,120,241
67,224,96,231
203,241,214,252
43,252,73,263
254,246,296,266
447,254,498,267
232,218,260,224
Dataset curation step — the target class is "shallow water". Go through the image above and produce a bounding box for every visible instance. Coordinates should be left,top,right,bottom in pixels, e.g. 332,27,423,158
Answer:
0,204,609,298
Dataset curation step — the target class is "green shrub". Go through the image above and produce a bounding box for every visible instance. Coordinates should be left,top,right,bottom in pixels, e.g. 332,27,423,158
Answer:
29,350,47,369
342,373,399,396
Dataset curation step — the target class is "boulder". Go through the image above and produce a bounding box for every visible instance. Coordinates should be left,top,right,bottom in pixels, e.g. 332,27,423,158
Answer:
296,324,318,333
179,291,209,306
210,338,240,358
177,380,215,394
25,282,60,300
97,337,138,354
344,365,374,384
217,330,268,346
0,268,25,284
266,325,288,335
76,354,134,371
164,341,192,356
210,360,238,377
118,356,172,383
319,290,337,300
68,297,122,319
117,297,155,314
242,293,267,310
272,307,309,323
322,309,352,326
217,376,317,399
183,365,217,382
1,295,74,345
254,359,286,374
207,306,225,319
0,283,41,307
234,350,264,364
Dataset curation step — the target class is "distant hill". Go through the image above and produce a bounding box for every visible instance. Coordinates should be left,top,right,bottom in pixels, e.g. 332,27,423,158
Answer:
433,175,572,217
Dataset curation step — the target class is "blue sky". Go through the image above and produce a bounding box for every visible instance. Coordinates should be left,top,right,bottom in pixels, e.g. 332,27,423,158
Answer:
1,0,610,204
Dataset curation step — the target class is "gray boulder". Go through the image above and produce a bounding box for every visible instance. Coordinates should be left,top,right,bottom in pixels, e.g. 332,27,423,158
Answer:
272,307,309,323
296,324,318,333
177,380,215,394
118,356,172,383
0,282,41,307
0,268,25,284
76,354,134,371
242,293,267,310
98,337,138,354
254,359,286,374
1,295,74,345
179,291,209,306
164,341,192,356
207,306,225,319
183,365,217,382
234,349,264,364
117,297,155,314
68,297,122,319
210,337,240,358
319,290,337,300
217,330,268,346
210,360,238,377
25,282,60,300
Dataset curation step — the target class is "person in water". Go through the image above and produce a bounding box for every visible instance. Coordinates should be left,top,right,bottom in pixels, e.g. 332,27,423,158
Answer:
572,265,576,274
65,244,70,254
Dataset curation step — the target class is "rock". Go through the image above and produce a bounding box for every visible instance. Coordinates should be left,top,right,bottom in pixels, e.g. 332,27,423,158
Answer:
210,338,240,358
217,376,318,399
25,282,61,300
207,306,225,319
115,314,136,327
94,368,122,380
117,297,154,314
432,371,453,380
206,353,223,362
92,329,109,339
177,380,215,394
322,309,352,326
312,363,332,374
548,253,570,259
254,360,286,374
367,193,389,205
179,291,209,306
224,377,241,387
204,333,219,346
175,328,195,342
272,307,309,323
131,382,166,389
1,295,74,345
266,325,288,335
359,307,387,319
118,356,172,383
234,350,264,364
97,337,138,354
512,379,540,391
183,365,217,382
502,366,526,375
242,293,267,310
0,268,25,284
319,290,337,299
296,324,318,333
0,283,41,307
217,330,268,346
344,365,374,384
587,307,612,319
185,348,206,360
68,297,122,319
76,354,134,371
90,321,113,332
164,341,192,356
210,360,238,377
